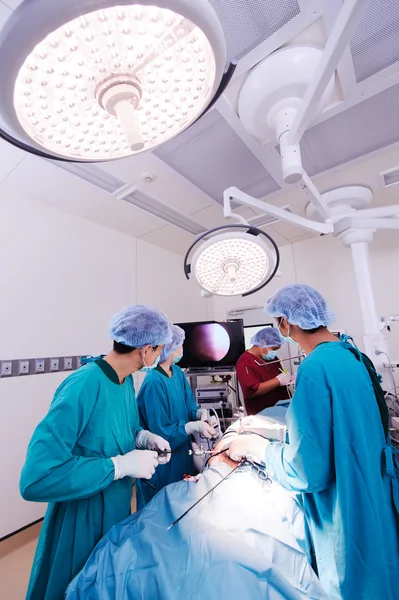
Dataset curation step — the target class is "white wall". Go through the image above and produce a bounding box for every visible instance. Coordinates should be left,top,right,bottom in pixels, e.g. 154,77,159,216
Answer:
134,239,213,390
0,193,137,538
136,239,213,323
0,196,210,538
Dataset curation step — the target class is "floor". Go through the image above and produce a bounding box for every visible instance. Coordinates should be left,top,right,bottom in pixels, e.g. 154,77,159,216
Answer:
0,523,41,600
0,488,137,599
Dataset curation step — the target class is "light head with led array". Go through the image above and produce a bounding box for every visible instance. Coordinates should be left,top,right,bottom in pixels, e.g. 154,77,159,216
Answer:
0,0,233,163
184,224,280,298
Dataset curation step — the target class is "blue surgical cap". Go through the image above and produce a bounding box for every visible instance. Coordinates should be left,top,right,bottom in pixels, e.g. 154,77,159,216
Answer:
250,327,283,348
160,325,185,362
110,305,172,348
266,284,334,330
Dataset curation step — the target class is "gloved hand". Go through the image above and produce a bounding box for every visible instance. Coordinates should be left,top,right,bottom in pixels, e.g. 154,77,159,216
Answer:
226,434,270,464
196,408,210,422
185,420,216,439
276,372,295,386
111,450,159,480
136,430,171,464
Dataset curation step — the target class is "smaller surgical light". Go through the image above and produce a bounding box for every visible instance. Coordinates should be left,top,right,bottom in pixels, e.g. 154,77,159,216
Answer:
184,225,280,298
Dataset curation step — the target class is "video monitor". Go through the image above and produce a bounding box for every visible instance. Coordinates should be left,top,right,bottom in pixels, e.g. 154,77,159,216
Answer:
176,320,245,370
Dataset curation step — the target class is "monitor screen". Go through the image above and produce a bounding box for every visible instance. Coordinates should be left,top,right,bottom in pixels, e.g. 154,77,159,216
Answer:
244,324,274,350
176,320,245,370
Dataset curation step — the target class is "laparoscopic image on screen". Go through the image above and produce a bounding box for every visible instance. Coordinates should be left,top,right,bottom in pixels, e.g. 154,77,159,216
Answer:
176,320,245,369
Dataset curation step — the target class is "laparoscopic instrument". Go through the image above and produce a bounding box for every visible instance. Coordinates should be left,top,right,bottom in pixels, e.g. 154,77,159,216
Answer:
156,447,220,459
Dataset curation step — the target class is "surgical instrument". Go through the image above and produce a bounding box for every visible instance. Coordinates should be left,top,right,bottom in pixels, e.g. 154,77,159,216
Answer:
156,447,220,458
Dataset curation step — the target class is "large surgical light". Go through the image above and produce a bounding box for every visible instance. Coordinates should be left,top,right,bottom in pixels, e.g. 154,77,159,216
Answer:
184,225,280,297
0,0,228,162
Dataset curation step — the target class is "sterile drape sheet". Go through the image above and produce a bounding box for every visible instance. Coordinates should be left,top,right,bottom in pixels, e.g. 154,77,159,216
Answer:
66,460,327,600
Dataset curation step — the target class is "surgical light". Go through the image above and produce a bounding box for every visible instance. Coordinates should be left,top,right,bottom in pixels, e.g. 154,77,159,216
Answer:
0,0,229,162
184,225,280,297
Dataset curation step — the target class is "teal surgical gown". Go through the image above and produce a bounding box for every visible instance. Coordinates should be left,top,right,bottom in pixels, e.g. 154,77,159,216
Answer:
20,359,141,600
266,341,399,600
136,365,199,509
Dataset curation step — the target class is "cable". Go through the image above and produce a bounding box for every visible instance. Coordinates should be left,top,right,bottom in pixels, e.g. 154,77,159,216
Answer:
204,448,228,469
219,401,227,432
166,459,243,531
375,349,397,397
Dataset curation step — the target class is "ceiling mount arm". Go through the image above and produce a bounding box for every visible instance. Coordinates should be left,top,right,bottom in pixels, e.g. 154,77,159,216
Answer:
344,205,399,219
287,0,369,145
223,192,250,225
224,187,334,235
299,171,332,220
334,217,399,233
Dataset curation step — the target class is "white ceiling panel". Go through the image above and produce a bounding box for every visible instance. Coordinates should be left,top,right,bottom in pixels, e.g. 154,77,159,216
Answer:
0,137,25,184
350,0,399,82
138,223,195,255
262,225,292,247
155,110,280,204
270,219,311,241
300,84,399,176
0,156,167,238
209,0,300,64
0,1,10,30
0,0,22,9
289,232,318,244
189,204,226,230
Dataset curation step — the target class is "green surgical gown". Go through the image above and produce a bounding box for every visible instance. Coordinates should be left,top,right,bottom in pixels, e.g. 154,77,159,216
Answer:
20,360,141,600
136,365,199,508
266,341,399,600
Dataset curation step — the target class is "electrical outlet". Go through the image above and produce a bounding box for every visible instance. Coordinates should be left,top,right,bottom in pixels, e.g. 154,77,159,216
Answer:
50,358,59,372
0,362,12,377
64,357,73,371
18,360,29,375
35,359,45,373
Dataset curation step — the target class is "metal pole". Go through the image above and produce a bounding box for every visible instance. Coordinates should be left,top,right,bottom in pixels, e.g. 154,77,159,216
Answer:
348,239,395,390
350,241,381,334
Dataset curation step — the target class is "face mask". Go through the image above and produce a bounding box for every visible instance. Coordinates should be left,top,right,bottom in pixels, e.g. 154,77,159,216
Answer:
278,323,296,345
141,350,160,372
172,352,183,364
262,350,277,361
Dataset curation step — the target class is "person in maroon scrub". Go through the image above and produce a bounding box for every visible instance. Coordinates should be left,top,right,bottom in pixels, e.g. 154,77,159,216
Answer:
236,327,293,415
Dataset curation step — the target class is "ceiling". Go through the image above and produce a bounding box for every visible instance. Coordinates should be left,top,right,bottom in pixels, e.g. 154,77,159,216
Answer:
0,0,399,255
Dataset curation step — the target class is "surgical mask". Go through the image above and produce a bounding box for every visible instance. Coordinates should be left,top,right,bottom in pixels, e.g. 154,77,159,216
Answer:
141,350,160,372
278,323,296,345
262,351,277,361
172,352,183,364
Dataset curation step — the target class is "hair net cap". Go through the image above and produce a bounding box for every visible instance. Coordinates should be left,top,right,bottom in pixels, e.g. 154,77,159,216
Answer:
250,327,283,348
160,325,185,362
266,284,334,330
110,305,172,348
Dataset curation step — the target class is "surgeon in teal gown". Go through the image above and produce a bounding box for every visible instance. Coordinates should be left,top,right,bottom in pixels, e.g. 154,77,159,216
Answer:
227,285,399,600
136,325,216,508
20,305,173,600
